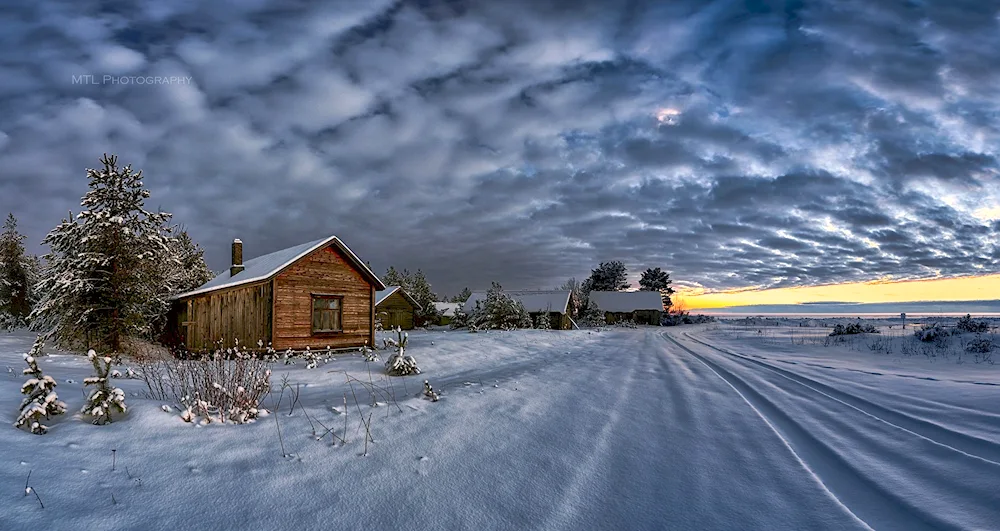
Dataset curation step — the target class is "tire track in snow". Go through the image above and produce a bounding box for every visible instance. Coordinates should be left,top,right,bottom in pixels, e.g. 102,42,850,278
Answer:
538,331,646,531
682,333,1000,466
662,333,952,531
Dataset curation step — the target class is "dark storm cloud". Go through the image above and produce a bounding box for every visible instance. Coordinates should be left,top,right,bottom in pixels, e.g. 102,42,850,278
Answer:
1,0,998,296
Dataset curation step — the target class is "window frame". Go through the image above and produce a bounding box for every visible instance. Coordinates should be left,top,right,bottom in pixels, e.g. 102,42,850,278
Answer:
311,294,344,335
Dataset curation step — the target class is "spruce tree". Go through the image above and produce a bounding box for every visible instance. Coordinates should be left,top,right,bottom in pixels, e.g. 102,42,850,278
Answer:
0,213,37,330
639,267,675,309
534,307,552,329
451,287,472,304
582,261,629,293
81,349,127,425
408,269,441,326
31,154,173,351
15,336,66,434
470,282,532,330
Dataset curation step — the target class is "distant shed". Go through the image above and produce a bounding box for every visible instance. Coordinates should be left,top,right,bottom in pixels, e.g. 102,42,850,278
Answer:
434,302,461,326
169,235,385,351
463,290,574,329
587,291,664,325
375,286,421,330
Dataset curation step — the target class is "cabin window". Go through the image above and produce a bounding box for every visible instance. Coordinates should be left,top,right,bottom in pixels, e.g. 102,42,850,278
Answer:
312,295,343,333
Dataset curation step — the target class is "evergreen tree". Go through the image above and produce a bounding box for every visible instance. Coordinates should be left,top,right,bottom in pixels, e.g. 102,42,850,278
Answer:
15,336,66,434
469,282,532,330
451,287,472,304
81,349,127,425
31,154,173,351
581,261,629,294
639,267,675,309
449,304,469,329
408,269,441,326
382,266,407,288
0,213,37,330
578,298,606,327
147,229,214,336
534,307,552,329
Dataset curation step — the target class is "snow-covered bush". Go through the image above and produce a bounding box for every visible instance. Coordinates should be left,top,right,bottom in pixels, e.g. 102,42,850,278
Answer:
15,337,66,434
534,309,552,330
956,314,990,334
468,282,532,330
137,342,271,424
829,322,879,336
614,319,639,328
577,299,606,328
422,380,439,401
82,349,127,425
449,304,470,330
361,342,379,362
385,327,420,376
965,335,996,355
915,324,952,343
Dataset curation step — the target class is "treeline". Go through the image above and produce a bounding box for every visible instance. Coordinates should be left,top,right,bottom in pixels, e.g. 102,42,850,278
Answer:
0,154,213,352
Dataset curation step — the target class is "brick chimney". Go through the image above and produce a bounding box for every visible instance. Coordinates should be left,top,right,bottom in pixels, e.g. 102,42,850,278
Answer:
231,239,244,277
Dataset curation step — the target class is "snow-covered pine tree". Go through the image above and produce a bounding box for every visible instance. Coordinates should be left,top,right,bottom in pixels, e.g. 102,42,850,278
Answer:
534,306,552,329
385,327,420,376
82,349,127,424
148,229,214,339
450,287,472,304
578,298,606,327
408,269,441,326
15,336,67,434
31,154,173,352
449,303,470,329
0,213,38,331
469,282,532,330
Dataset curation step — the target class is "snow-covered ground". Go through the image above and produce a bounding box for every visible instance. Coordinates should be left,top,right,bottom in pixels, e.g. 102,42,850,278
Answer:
1,326,998,530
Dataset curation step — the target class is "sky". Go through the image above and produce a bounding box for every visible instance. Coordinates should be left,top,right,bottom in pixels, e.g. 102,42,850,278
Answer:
1,0,998,304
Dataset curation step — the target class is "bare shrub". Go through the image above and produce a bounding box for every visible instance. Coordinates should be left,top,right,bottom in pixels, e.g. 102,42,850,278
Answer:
136,341,271,424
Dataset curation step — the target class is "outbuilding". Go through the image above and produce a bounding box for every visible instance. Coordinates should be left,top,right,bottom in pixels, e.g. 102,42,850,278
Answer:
169,235,385,351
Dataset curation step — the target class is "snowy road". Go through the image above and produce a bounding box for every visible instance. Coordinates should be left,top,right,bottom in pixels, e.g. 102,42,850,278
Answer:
664,331,1000,531
3,328,998,530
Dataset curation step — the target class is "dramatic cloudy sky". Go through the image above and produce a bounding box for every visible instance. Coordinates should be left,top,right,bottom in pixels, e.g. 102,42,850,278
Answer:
2,0,999,300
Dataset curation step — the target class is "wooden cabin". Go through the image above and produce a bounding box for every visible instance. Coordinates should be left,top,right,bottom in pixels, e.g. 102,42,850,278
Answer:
587,291,664,325
462,290,575,329
374,286,420,330
168,236,385,351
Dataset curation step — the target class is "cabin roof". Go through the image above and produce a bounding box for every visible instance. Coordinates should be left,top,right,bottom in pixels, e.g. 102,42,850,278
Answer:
172,235,385,300
434,302,461,317
375,286,422,310
587,291,665,312
463,290,572,314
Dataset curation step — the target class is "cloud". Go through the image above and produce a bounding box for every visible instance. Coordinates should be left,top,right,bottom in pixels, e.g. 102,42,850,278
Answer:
0,0,998,297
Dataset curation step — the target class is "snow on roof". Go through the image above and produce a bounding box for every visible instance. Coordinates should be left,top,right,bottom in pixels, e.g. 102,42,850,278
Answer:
375,286,421,310
587,291,664,312
434,302,461,317
172,235,384,299
463,290,572,314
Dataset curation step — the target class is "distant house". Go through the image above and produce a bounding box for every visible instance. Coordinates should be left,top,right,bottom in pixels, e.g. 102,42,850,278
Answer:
169,236,385,351
588,291,664,325
434,302,461,326
375,286,421,330
463,290,574,329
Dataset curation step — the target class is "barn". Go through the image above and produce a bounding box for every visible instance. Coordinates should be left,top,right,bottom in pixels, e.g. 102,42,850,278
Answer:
168,236,385,351
463,290,575,329
587,291,665,325
375,286,421,330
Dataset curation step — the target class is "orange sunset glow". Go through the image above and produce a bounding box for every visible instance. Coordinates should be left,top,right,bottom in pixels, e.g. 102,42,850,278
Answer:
677,273,1000,310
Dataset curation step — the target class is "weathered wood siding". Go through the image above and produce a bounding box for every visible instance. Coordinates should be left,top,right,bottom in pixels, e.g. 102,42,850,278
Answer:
177,282,273,350
376,291,416,330
273,245,373,349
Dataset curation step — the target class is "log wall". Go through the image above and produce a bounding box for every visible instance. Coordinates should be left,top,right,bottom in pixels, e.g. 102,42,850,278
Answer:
273,245,374,349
